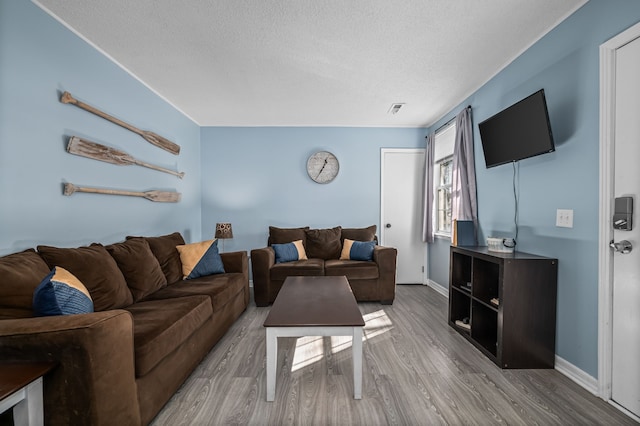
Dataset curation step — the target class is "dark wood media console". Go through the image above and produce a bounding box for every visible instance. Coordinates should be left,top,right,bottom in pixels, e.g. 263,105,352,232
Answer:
448,246,558,369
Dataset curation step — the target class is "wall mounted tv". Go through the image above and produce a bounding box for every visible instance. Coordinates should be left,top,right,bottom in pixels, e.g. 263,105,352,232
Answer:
478,89,555,168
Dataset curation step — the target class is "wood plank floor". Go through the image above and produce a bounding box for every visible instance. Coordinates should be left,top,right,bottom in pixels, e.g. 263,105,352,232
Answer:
151,285,636,425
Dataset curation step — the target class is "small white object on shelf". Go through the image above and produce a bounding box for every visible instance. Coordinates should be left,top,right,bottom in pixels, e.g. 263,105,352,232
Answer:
487,237,514,253
455,320,471,330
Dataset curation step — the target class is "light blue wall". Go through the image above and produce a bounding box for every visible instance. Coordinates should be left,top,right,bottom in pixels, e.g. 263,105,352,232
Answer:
200,127,426,254
0,1,202,254
427,0,640,377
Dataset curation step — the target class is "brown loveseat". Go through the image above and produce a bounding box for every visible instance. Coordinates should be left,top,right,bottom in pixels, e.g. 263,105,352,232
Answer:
0,232,249,425
251,226,397,306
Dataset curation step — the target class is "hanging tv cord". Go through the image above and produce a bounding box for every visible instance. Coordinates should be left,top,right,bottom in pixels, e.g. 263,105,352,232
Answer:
510,161,519,248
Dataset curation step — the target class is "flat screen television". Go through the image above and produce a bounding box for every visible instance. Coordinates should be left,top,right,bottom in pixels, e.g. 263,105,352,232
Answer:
478,89,555,168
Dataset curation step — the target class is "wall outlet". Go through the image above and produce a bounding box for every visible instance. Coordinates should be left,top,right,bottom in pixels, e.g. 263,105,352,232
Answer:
556,209,574,228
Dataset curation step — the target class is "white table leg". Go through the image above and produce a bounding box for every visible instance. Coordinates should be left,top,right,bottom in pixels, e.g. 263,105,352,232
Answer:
266,328,277,402
352,326,363,400
13,377,44,426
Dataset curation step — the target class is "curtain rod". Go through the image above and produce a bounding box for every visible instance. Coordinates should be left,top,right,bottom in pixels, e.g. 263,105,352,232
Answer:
428,105,472,137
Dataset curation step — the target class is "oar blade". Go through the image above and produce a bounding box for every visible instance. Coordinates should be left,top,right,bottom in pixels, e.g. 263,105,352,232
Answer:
142,131,181,155
143,190,181,203
67,136,132,166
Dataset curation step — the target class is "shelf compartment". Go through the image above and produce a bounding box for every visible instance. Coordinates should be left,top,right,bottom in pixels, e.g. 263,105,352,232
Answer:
449,288,471,328
472,258,499,304
451,252,472,291
471,301,498,357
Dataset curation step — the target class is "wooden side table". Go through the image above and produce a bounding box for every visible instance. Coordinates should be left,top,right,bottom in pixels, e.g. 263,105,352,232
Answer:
0,363,56,426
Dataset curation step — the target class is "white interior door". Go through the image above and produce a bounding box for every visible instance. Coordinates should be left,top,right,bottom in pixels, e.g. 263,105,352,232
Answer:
380,148,425,284
610,34,640,418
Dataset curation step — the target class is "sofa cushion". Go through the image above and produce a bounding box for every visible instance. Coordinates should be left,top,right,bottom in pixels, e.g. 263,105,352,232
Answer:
268,226,309,246
106,238,168,302
273,240,307,263
38,244,133,311
341,225,377,244
143,272,245,313
340,239,376,261
124,295,212,377
0,249,52,319
305,227,342,260
270,259,324,281
32,267,94,316
176,239,225,279
127,232,185,284
325,259,379,280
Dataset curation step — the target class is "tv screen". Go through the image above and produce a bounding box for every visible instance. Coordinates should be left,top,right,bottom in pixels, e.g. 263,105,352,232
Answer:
478,89,555,168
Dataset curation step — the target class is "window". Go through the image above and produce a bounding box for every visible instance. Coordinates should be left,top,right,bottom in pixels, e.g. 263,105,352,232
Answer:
433,122,456,236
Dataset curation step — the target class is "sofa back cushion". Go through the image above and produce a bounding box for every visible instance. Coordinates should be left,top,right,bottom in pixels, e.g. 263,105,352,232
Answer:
127,232,185,284
305,226,342,260
341,225,377,244
38,244,133,311
106,238,167,302
0,249,51,319
268,226,309,246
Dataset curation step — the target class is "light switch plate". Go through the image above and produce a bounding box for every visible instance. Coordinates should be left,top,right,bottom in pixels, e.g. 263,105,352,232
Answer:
556,209,574,228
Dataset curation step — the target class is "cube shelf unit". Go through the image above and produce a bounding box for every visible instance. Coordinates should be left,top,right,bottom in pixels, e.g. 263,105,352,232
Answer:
448,246,558,369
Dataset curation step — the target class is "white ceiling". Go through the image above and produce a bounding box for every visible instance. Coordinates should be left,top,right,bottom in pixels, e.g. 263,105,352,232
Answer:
34,0,586,127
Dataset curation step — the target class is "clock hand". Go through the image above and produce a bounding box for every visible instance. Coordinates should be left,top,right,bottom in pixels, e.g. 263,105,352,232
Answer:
316,159,328,179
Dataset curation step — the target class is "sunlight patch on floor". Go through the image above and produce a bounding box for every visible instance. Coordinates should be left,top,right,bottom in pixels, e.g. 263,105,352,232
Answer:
291,309,393,372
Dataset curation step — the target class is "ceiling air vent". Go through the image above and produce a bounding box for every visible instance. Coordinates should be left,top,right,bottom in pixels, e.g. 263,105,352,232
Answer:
388,103,405,115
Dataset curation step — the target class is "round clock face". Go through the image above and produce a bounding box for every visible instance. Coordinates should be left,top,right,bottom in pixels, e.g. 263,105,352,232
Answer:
307,151,339,184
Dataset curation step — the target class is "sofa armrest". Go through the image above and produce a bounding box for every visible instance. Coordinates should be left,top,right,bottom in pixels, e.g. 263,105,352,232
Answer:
0,311,140,426
220,250,248,275
250,247,275,306
373,246,398,304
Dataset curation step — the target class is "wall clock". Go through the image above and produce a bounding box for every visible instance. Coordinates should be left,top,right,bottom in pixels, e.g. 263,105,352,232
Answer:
307,151,339,184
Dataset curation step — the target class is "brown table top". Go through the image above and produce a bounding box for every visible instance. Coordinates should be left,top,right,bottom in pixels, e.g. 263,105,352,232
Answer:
0,362,56,401
263,276,365,327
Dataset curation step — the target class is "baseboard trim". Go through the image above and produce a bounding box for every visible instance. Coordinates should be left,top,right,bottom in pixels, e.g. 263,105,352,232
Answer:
426,279,449,298
554,355,598,395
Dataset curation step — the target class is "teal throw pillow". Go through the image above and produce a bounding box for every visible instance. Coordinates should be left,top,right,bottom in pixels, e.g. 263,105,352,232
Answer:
273,240,307,263
176,239,225,279
33,266,94,316
340,239,375,261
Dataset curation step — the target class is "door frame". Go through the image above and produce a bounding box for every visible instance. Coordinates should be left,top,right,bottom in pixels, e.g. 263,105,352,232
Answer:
598,20,640,412
380,148,427,284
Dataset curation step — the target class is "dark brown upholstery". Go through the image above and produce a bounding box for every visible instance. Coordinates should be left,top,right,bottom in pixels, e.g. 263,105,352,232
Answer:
0,234,250,426
106,238,167,302
38,244,133,311
127,232,185,284
268,226,309,246
0,249,51,319
251,226,397,306
305,226,342,260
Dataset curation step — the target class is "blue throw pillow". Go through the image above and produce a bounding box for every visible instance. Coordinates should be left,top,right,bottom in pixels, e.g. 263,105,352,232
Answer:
273,240,307,263
340,239,375,261
176,239,225,279
33,267,94,316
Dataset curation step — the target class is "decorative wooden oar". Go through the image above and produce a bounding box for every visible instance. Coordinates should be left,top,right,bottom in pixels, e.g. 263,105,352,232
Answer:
63,183,181,203
67,136,185,179
60,91,181,155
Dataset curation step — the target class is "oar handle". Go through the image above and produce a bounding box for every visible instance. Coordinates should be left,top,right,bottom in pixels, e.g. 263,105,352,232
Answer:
133,159,185,179
61,91,141,135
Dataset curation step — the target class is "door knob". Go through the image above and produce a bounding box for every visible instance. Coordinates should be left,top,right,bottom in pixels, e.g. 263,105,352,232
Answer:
610,239,633,254
386,224,391,228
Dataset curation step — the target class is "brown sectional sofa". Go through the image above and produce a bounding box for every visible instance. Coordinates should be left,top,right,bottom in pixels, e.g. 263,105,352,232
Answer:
0,232,249,425
251,226,397,306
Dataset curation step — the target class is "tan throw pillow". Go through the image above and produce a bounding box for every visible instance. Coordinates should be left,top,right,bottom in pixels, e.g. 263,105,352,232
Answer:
305,227,342,260
106,238,167,302
37,244,133,311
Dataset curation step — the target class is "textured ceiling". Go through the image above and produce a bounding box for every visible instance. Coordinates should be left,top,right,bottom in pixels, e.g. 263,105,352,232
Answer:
34,0,586,127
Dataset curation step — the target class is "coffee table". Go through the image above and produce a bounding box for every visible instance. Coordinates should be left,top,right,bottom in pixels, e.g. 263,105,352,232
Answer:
263,276,365,402
0,362,56,426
